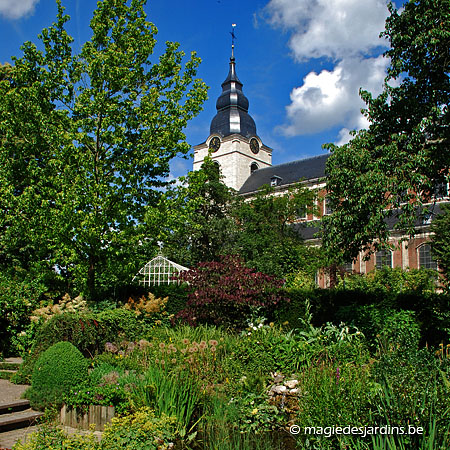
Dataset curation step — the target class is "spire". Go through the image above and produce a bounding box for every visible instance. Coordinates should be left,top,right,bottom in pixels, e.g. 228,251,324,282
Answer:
209,26,257,138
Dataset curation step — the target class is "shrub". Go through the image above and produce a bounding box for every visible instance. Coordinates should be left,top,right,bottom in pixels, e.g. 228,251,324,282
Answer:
14,308,144,384
150,284,189,317
337,267,438,296
97,308,145,343
64,362,132,415
0,273,45,356
280,279,450,348
124,292,172,326
101,407,177,450
27,341,89,410
30,293,87,322
65,383,130,415
175,255,287,328
378,310,421,352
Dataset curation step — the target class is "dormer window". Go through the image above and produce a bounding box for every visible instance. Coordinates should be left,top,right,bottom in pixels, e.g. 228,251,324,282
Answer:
422,211,433,225
270,176,282,187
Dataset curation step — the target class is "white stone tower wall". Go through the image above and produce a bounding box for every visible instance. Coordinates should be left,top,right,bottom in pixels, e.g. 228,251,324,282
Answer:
193,135,271,191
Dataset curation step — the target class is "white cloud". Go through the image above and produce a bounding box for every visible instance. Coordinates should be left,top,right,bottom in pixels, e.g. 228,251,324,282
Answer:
265,0,389,61
264,0,391,139
0,0,39,20
279,56,387,137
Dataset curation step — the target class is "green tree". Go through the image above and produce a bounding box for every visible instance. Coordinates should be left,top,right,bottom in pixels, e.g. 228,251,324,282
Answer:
160,156,236,267
323,0,450,261
233,183,319,278
431,203,450,285
0,0,207,299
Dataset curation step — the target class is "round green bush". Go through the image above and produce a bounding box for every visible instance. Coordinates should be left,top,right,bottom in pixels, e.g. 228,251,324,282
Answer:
28,341,89,410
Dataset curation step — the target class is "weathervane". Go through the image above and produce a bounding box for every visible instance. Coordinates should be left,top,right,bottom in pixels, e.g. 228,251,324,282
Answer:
230,23,237,48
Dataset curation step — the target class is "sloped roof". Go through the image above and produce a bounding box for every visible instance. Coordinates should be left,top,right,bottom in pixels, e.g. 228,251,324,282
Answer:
239,153,330,194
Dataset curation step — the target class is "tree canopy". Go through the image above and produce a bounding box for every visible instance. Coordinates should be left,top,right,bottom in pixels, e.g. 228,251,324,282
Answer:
323,0,450,261
161,156,236,267
161,158,319,279
232,184,319,279
0,0,207,300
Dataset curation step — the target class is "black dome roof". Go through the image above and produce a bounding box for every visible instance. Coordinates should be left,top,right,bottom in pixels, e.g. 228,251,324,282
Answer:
210,48,257,138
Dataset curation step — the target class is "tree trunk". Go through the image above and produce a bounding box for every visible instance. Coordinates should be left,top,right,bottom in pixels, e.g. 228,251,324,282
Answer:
87,254,97,301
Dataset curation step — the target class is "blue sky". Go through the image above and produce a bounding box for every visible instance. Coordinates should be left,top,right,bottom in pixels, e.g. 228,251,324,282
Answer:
0,0,402,179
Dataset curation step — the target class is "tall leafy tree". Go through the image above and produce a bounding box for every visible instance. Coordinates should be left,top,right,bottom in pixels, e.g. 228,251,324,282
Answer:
160,156,236,267
233,184,319,278
0,0,207,299
323,0,450,261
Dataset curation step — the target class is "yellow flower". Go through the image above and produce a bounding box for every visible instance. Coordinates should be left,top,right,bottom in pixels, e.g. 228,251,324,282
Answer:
251,408,258,415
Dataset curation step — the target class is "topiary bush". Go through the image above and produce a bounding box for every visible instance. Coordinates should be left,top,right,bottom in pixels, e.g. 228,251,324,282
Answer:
26,341,89,410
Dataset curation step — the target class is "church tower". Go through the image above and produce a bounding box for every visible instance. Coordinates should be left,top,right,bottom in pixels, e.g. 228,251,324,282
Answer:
193,44,272,191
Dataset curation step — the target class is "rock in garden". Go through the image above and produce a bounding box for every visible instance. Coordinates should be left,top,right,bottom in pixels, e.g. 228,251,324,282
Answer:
284,379,298,389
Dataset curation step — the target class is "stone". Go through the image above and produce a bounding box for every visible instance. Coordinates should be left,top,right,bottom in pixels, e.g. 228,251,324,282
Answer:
284,379,298,389
270,385,287,395
271,372,284,383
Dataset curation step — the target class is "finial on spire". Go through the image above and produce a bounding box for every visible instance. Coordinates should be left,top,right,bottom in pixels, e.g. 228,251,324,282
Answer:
230,24,236,60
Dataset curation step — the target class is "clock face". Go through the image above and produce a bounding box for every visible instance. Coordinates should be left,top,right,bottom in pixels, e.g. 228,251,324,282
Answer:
250,138,259,154
209,136,221,152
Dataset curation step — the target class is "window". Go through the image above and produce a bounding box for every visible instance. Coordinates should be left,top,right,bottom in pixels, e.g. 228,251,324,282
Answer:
342,261,353,273
434,182,449,199
270,176,282,187
297,207,307,220
250,162,259,174
418,244,437,270
421,211,433,225
375,250,392,269
324,197,333,215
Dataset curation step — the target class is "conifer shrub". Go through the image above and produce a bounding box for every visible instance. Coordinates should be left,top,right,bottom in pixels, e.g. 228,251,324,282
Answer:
27,341,89,410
